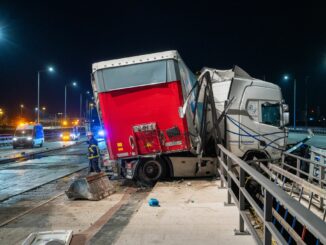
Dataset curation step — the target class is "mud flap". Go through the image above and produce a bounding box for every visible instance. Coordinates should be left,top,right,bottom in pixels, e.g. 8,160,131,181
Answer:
65,172,115,201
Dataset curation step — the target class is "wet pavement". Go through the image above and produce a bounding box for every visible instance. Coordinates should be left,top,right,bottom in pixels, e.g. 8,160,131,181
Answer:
0,143,88,202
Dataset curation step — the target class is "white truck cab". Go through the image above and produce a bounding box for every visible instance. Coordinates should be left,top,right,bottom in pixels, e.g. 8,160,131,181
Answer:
199,66,289,160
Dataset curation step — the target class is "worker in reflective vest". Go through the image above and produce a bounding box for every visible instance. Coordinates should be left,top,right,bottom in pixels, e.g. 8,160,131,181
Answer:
87,131,101,173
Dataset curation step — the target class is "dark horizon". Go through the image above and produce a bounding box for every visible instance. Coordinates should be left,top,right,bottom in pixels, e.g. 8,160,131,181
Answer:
0,1,325,124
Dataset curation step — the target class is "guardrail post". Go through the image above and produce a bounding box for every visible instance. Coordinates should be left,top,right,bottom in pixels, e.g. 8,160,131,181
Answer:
234,167,250,235
264,189,273,245
219,151,226,189
296,159,300,177
320,166,325,210
224,156,235,206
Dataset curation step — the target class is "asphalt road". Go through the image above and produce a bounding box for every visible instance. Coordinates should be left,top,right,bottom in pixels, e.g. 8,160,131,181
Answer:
0,140,107,202
0,142,89,202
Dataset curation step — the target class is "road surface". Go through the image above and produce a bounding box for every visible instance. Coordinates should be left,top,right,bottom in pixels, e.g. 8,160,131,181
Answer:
0,142,88,201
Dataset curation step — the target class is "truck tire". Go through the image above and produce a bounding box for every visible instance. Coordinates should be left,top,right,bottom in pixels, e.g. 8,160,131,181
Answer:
137,158,166,186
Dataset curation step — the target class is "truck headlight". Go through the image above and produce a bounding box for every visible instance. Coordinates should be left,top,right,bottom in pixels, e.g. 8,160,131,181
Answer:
13,137,17,141
27,137,32,140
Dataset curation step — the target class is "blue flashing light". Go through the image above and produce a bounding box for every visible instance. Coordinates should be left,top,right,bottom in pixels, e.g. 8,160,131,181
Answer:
98,130,105,137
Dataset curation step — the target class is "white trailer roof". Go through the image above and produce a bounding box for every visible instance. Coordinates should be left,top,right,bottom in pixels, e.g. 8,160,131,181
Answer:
92,50,179,72
16,124,34,130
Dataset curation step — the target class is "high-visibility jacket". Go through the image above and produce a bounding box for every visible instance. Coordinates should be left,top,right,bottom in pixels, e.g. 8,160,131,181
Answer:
88,138,100,159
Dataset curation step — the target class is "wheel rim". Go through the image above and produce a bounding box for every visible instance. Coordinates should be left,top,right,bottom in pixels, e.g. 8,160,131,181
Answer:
142,160,162,181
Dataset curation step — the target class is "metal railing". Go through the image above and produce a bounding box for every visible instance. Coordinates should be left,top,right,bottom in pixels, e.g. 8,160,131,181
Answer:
289,127,326,135
0,135,13,146
282,152,326,187
217,144,326,245
269,151,326,216
0,129,86,147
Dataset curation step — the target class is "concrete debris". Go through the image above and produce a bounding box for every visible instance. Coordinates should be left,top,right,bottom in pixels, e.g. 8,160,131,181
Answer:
65,172,114,201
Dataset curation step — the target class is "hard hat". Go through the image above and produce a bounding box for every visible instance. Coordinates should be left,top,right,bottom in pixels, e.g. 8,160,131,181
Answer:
86,131,93,136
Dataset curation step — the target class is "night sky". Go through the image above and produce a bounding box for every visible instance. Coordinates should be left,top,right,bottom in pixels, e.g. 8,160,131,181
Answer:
0,1,325,122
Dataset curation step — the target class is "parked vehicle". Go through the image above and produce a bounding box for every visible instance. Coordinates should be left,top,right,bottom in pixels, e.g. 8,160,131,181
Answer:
60,127,80,141
13,124,44,148
91,50,289,184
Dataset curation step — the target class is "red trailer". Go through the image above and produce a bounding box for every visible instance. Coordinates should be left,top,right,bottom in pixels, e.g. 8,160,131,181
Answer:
92,51,216,184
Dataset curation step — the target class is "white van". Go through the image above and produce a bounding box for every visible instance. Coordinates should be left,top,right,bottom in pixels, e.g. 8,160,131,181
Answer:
13,124,44,148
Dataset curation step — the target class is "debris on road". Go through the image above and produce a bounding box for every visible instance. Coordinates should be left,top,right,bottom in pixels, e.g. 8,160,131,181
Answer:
148,198,159,207
65,172,114,201
22,230,73,245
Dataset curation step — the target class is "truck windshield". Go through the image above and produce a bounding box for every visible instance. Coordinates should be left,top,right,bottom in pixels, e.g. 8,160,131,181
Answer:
15,129,33,137
261,103,280,127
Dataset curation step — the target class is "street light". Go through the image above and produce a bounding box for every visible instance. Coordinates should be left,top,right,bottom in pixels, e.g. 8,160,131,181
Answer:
283,74,297,129
20,104,24,117
64,81,78,120
80,90,92,122
37,66,55,123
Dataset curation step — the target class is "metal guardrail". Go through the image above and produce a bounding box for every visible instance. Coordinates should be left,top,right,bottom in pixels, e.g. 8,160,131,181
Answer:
217,144,326,245
275,151,326,215
0,130,86,147
289,127,326,135
282,152,326,187
0,135,13,146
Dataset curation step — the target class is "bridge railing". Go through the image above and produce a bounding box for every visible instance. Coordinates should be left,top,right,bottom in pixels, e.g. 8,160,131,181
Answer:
289,127,326,135
217,144,326,245
0,135,13,146
0,129,86,147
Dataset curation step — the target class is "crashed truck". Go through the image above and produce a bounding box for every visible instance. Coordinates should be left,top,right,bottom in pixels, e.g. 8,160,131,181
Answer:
91,50,289,185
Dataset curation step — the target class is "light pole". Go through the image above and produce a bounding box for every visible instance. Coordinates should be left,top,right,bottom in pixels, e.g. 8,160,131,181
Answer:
304,76,309,127
80,90,91,122
79,93,82,120
37,66,54,123
20,104,24,117
283,75,297,129
64,81,77,120
42,107,46,119
0,108,3,125
89,103,94,128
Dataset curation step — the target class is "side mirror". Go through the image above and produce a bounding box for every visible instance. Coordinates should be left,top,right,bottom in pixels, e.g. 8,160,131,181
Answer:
282,104,289,112
283,112,290,126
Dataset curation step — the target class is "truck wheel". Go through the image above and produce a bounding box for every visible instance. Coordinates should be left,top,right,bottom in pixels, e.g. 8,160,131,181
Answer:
137,159,166,186
40,141,43,147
